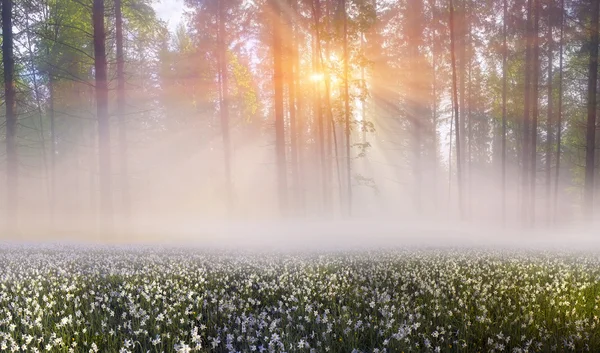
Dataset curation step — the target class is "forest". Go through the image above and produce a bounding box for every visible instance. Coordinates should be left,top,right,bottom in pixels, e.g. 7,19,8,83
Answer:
1,0,600,235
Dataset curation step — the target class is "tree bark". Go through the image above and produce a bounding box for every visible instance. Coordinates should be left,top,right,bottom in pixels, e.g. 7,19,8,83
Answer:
273,0,288,213
530,0,540,224
286,0,300,213
545,0,554,223
2,0,18,231
116,0,130,227
431,0,438,212
93,0,113,232
522,0,533,225
313,0,328,214
49,75,57,224
502,0,508,225
217,0,233,214
449,0,464,219
342,0,352,216
584,0,600,219
554,0,565,222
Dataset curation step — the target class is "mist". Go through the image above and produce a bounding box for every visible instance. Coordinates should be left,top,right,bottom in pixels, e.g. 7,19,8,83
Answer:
7,1,600,352
0,0,599,246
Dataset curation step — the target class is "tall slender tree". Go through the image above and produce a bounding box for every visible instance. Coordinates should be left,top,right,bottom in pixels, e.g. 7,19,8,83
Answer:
342,0,353,216
115,0,130,226
312,0,328,213
522,0,533,224
431,0,439,211
530,0,540,224
273,0,288,212
287,0,300,212
554,0,565,222
545,0,554,223
217,0,233,213
93,0,113,231
450,0,464,219
502,0,508,225
584,0,600,219
2,0,18,231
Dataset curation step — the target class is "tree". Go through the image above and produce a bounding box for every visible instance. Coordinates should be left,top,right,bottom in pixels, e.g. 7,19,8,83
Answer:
217,0,233,213
530,0,540,224
93,0,113,231
502,0,508,224
450,0,464,219
584,0,600,219
116,0,130,226
2,0,18,231
522,0,533,225
545,0,554,223
554,0,565,222
342,0,353,216
272,0,288,212
286,0,301,213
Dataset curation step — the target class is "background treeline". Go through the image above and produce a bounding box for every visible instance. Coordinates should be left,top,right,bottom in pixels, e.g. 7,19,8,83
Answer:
1,0,600,234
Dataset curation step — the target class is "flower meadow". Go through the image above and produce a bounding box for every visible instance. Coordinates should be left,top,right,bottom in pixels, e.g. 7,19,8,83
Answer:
1,247,600,353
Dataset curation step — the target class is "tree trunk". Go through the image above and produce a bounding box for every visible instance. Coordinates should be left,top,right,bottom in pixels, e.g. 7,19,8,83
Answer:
116,0,130,227
323,0,332,214
545,1,554,224
273,0,288,213
530,0,540,225
406,1,422,213
459,0,467,177
313,0,328,214
431,0,438,212
287,0,300,214
522,0,533,225
502,0,508,225
293,0,306,214
554,0,564,222
449,0,464,219
467,11,473,219
49,75,57,224
93,0,113,232
217,0,233,214
584,0,600,219
2,0,18,231
342,0,352,217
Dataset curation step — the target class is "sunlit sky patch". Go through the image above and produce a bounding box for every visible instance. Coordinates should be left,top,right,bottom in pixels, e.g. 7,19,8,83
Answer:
153,0,185,32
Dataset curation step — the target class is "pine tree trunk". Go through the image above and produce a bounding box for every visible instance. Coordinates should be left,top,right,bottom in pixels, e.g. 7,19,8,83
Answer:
530,0,540,225
467,11,473,219
584,0,600,219
459,0,466,178
217,0,233,214
93,0,113,232
554,0,565,222
293,0,306,214
116,0,130,227
273,0,288,213
545,2,554,223
323,0,332,214
2,0,18,231
313,0,328,214
502,0,508,225
49,75,57,224
431,0,438,212
342,0,352,217
287,0,300,214
522,0,533,225
449,0,464,219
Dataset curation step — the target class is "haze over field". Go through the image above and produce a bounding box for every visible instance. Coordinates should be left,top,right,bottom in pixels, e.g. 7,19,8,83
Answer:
1,0,600,246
